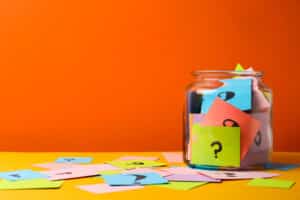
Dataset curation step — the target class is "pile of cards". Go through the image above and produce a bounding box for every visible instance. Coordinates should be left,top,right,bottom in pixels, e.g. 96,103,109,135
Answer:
187,64,272,168
0,153,297,194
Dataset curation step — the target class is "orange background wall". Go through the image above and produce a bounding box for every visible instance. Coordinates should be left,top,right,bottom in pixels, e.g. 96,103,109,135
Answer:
0,0,298,151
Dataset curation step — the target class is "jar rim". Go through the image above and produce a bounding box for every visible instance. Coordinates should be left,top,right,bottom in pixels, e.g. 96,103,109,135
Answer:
192,70,263,77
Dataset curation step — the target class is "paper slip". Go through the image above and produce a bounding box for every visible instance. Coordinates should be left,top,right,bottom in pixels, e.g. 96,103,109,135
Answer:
158,181,208,190
165,174,220,182
125,168,171,177
78,183,143,194
107,160,166,169
197,170,279,180
162,152,183,163
0,179,63,190
33,163,81,170
56,157,92,164
42,167,100,181
116,156,158,161
248,178,295,189
0,170,48,181
161,167,200,175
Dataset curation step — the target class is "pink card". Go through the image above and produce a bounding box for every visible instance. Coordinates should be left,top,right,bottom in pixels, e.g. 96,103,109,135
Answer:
33,163,81,170
197,170,279,180
125,168,171,177
201,98,261,159
161,167,199,175
162,152,183,163
166,174,220,182
77,183,143,194
117,156,158,161
75,164,119,171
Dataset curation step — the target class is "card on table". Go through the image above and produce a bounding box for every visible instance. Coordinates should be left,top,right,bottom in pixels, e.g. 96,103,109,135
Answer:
33,163,81,170
201,78,252,113
197,170,279,180
165,174,220,182
42,167,100,181
78,183,143,194
102,173,168,186
158,181,208,191
0,170,48,181
191,124,240,167
248,178,295,189
125,168,171,177
162,152,183,163
56,157,92,164
161,166,200,175
116,156,158,161
0,179,63,190
201,98,261,159
107,160,166,169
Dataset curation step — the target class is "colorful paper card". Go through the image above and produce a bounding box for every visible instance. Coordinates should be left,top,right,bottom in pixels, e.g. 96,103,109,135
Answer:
77,164,119,172
125,168,171,177
162,152,183,163
42,167,100,181
99,170,125,175
107,160,166,169
33,163,80,170
264,163,300,171
201,78,252,113
161,166,201,175
78,183,143,194
116,156,158,161
0,170,48,181
248,178,295,189
201,98,261,159
158,181,208,190
0,179,63,190
56,157,92,164
165,174,220,182
197,170,279,180
102,173,168,186
191,124,240,167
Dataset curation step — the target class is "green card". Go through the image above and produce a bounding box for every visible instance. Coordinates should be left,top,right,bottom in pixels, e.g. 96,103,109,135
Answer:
107,160,166,169
235,63,245,71
0,179,63,190
191,125,240,167
248,178,295,189
158,181,208,190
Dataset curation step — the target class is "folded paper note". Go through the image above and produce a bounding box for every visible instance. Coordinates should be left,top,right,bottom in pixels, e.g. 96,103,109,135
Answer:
165,174,220,182
198,170,279,180
116,156,158,161
0,170,48,181
78,183,143,194
201,78,252,113
102,173,168,186
107,160,166,169
56,157,92,164
158,181,208,190
248,178,295,189
0,179,63,190
191,125,240,167
162,152,183,163
201,98,261,159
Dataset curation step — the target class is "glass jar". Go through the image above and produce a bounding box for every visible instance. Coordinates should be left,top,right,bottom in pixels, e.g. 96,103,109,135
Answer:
184,70,273,170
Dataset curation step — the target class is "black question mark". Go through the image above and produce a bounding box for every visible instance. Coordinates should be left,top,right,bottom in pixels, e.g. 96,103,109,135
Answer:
255,131,262,146
222,119,239,127
217,91,235,101
210,141,223,159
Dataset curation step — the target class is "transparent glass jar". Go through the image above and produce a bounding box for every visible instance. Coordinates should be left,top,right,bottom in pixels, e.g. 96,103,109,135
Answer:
184,70,273,170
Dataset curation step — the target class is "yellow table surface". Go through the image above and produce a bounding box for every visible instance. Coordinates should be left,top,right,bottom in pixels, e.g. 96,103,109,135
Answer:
0,152,299,200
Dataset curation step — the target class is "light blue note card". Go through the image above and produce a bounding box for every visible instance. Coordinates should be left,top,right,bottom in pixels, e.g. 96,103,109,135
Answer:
0,170,48,181
201,78,252,113
55,157,92,164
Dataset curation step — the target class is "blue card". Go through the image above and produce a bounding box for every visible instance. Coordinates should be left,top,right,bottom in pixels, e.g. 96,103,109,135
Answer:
55,157,92,164
264,163,300,171
0,170,48,181
201,79,252,113
102,173,168,186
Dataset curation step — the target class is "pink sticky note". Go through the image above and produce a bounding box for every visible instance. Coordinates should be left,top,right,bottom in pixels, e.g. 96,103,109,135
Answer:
75,164,119,172
117,156,158,161
198,170,278,180
162,152,183,163
201,98,261,159
33,163,81,170
125,168,171,177
166,174,220,182
161,167,199,175
77,183,143,194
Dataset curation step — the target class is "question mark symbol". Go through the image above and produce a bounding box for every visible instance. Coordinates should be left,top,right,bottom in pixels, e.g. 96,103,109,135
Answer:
217,91,235,101
210,141,222,159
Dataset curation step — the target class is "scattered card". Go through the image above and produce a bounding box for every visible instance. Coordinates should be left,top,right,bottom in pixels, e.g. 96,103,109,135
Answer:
0,170,48,181
191,125,240,167
42,167,100,181
77,183,143,194
198,170,279,180
116,156,158,161
162,152,183,163
125,168,171,177
33,163,80,170
161,167,199,175
201,98,261,159
158,181,208,190
165,174,220,182
56,157,92,164
248,178,295,189
107,160,166,169
0,179,63,190
99,170,125,175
